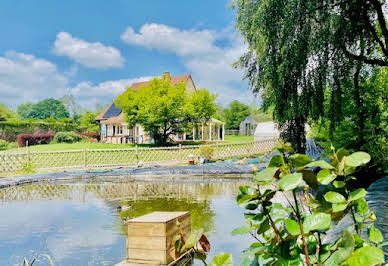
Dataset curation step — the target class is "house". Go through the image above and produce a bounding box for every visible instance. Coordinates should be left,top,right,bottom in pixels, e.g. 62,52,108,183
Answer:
95,73,225,144
239,116,258,136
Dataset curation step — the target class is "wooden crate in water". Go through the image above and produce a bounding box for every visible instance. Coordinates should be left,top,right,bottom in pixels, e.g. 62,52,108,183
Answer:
126,211,191,265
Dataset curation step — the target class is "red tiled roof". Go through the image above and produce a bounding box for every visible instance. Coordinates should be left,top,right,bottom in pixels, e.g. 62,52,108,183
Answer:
130,74,192,90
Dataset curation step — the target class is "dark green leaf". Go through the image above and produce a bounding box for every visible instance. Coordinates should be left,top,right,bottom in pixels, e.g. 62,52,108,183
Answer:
304,160,334,169
325,230,355,265
354,198,369,215
301,170,319,191
269,155,283,167
279,173,303,191
257,218,270,234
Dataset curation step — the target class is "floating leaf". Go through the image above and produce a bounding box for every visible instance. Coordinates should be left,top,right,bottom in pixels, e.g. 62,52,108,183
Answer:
324,191,346,204
279,173,303,191
285,218,300,236
345,152,371,168
209,252,233,266
368,224,383,244
348,188,367,202
303,212,331,233
253,167,278,185
231,226,251,236
317,169,337,185
289,153,312,167
343,246,384,266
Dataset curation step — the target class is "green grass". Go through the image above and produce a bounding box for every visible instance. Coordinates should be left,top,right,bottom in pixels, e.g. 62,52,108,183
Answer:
224,135,254,143
5,135,254,153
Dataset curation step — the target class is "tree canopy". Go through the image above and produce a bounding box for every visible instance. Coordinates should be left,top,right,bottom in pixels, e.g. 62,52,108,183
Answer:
0,103,15,121
116,75,217,144
17,98,70,120
232,0,388,152
223,100,250,130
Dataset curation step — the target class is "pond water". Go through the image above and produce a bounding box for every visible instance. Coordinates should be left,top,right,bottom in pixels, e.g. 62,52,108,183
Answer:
0,178,252,266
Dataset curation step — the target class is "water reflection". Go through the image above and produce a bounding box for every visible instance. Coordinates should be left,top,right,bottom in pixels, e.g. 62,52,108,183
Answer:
0,179,251,265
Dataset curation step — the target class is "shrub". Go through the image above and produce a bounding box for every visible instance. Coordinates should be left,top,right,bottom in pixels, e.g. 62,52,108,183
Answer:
199,145,215,160
227,142,385,265
17,133,55,147
0,120,82,142
0,139,9,150
54,132,83,143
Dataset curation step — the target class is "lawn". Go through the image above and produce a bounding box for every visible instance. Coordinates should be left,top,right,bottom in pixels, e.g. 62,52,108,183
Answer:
5,135,254,153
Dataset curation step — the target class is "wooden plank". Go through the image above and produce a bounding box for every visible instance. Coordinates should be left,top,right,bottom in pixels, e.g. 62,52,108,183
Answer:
127,248,170,264
127,222,166,237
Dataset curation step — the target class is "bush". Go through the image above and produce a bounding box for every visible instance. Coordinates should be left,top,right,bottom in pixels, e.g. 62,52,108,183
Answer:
0,120,82,142
0,139,9,150
17,133,56,147
54,132,83,143
199,145,215,160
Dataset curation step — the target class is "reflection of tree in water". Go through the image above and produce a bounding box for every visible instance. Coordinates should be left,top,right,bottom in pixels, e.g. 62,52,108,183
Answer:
119,198,216,234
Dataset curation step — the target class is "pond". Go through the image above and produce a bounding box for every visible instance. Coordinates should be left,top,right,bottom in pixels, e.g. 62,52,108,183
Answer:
0,178,252,265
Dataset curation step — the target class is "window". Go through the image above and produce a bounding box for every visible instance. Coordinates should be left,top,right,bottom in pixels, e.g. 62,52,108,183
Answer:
118,126,123,135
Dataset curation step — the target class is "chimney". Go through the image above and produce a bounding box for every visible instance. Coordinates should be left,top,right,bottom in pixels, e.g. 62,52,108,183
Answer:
162,72,170,80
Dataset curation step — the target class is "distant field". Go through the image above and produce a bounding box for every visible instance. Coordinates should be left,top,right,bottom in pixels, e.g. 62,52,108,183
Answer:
5,135,254,153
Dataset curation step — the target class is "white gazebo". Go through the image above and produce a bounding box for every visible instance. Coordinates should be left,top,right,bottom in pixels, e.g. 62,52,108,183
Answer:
192,118,225,141
254,121,280,141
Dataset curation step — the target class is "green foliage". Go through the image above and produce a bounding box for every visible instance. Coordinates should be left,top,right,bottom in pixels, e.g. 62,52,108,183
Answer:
209,253,233,266
53,132,83,144
199,145,215,160
230,142,385,265
18,98,70,120
0,103,16,121
232,0,388,153
0,139,9,150
0,120,81,142
223,100,250,130
79,111,99,132
116,75,216,144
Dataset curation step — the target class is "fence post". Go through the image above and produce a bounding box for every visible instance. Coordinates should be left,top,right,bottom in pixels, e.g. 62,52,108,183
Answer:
83,148,87,168
135,145,139,164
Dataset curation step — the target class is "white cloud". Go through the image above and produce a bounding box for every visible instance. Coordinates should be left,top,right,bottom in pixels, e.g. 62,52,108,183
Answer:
68,76,152,110
0,51,69,106
53,32,124,69
121,24,255,105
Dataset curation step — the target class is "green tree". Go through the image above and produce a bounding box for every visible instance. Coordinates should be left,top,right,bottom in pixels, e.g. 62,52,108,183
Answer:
20,98,70,120
232,0,388,152
116,75,216,144
79,111,99,132
223,100,250,130
0,103,15,121
17,102,35,120
59,94,82,117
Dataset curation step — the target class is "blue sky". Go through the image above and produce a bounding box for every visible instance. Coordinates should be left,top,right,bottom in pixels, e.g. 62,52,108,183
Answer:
0,0,255,110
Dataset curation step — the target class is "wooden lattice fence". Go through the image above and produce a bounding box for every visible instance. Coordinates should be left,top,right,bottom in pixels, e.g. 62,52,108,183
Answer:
0,138,278,173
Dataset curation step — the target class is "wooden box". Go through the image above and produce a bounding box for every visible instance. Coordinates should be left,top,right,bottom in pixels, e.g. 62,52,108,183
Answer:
126,211,191,265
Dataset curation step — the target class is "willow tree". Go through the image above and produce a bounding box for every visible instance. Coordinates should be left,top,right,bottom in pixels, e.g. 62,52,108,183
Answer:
232,0,388,152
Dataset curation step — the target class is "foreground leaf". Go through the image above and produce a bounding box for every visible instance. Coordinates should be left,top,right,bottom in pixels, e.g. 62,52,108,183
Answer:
182,229,204,250
285,218,300,236
343,246,384,266
288,153,312,167
325,230,355,265
303,212,331,233
368,224,384,244
332,203,347,212
209,252,233,266
317,169,337,185
279,173,303,191
231,226,251,236
345,152,371,168
348,188,367,202
304,160,334,169
253,167,278,185
324,191,346,204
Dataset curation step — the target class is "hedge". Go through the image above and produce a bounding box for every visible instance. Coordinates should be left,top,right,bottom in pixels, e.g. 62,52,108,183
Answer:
17,133,56,147
0,121,83,142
